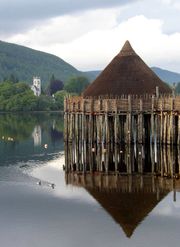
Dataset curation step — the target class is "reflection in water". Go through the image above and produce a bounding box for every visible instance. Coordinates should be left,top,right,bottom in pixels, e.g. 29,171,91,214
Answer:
32,125,42,146
66,173,179,238
0,113,64,165
50,127,63,144
65,143,180,178
65,141,180,238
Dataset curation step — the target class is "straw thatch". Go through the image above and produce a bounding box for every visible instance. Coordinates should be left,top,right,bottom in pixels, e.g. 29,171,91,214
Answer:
83,41,171,97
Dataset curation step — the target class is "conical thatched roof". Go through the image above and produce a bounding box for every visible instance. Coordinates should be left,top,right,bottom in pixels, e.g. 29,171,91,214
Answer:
66,173,169,238
88,189,168,238
83,41,171,97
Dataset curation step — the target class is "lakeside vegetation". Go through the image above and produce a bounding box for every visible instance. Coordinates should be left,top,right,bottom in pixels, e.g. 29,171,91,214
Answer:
1,73,180,112
0,75,90,112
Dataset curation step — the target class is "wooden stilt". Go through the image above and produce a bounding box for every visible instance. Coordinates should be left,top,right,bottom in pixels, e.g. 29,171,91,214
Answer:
64,95,180,174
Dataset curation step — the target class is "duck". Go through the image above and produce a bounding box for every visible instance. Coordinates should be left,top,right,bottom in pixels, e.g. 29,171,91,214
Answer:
37,181,41,186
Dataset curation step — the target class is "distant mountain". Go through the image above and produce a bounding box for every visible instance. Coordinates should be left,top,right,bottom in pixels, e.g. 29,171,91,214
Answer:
0,40,84,86
151,67,180,84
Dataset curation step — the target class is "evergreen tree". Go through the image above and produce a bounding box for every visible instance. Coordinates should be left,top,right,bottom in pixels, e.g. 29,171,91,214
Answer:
47,75,64,96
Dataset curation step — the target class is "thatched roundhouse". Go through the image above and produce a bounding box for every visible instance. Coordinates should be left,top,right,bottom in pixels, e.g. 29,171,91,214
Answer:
83,41,171,97
64,41,180,171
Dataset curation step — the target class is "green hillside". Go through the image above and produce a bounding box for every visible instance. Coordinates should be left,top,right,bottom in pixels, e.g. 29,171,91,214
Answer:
0,40,84,86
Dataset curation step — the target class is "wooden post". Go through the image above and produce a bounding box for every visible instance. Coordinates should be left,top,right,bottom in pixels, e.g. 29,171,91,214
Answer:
126,145,132,174
167,114,171,145
114,144,118,172
160,100,164,145
138,98,143,143
138,145,143,174
151,95,155,144
163,113,167,145
64,97,68,142
163,146,168,177
105,100,109,144
64,142,69,172
127,95,132,144
69,113,73,143
105,145,109,173
170,97,174,145
82,99,85,144
178,115,180,146
114,100,118,144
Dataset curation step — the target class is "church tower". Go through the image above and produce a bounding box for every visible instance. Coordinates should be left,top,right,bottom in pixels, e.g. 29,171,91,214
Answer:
31,76,41,96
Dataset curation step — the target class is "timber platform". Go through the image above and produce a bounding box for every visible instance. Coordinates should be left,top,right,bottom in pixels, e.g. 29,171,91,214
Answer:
64,94,180,145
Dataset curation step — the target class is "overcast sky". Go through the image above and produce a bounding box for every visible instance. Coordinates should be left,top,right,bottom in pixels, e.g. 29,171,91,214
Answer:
1,0,180,72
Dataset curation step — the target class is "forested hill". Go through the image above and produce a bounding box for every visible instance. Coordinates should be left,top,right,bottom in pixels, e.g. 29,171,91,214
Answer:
0,40,84,85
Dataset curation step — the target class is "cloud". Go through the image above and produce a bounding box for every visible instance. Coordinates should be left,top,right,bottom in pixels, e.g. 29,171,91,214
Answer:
8,8,119,46
0,0,136,36
7,12,180,73
172,1,180,9
3,0,180,73
114,0,180,34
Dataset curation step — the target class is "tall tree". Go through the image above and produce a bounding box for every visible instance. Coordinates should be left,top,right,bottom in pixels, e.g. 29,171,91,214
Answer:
47,75,64,95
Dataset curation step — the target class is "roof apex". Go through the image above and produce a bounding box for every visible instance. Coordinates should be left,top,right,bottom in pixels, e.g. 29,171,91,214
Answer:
83,40,171,97
118,40,136,57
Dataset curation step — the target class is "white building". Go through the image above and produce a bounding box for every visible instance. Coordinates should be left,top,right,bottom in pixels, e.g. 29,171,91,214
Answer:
31,77,41,96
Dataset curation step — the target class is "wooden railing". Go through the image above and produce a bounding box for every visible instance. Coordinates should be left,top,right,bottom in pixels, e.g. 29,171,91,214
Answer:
64,95,180,113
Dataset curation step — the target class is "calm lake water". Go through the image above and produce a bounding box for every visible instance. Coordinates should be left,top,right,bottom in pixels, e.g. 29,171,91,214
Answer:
0,112,180,247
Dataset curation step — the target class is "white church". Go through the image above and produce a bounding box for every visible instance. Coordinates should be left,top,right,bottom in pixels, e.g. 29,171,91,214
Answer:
31,76,41,96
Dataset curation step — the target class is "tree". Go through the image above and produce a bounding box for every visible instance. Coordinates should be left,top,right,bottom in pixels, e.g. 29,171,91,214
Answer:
0,80,68,112
0,81,38,111
9,73,19,83
54,90,69,110
3,74,19,83
64,76,89,95
47,75,64,96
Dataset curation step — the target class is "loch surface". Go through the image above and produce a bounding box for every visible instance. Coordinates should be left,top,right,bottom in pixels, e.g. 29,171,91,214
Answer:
0,113,180,247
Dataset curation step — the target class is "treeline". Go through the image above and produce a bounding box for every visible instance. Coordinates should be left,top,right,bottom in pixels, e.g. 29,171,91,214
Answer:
0,75,90,111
